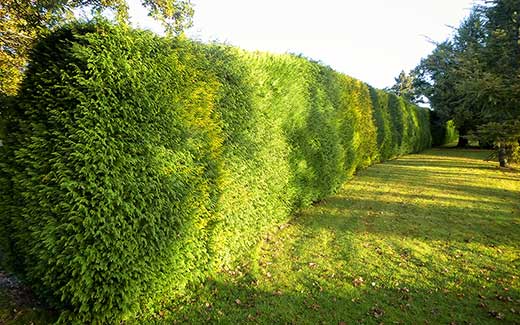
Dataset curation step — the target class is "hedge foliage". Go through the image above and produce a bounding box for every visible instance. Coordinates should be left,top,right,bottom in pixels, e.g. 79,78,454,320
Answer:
0,22,431,322
430,110,459,146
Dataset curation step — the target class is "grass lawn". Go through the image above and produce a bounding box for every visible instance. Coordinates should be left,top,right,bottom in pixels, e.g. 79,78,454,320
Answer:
2,148,519,324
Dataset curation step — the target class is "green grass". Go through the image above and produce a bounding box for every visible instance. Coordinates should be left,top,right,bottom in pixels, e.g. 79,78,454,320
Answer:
2,148,519,324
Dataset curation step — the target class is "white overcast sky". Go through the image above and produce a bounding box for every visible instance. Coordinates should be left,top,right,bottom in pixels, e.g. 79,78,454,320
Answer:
127,0,476,89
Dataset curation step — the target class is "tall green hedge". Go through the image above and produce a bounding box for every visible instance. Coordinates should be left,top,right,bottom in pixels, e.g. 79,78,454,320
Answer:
0,22,431,322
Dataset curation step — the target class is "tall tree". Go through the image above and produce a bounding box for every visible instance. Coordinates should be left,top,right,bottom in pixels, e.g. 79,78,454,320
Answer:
142,0,193,35
473,0,520,166
413,0,520,164
413,10,487,147
0,0,193,96
387,70,418,103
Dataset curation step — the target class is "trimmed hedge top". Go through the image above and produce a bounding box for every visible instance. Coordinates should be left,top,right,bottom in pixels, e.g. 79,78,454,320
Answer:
0,21,431,322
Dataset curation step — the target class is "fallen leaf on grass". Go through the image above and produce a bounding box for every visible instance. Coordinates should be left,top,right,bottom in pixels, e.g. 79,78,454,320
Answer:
488,310,504,319
352,277,364,287
496,295,513,302
399,303,411,310
304,299,321,311
370,306,384,318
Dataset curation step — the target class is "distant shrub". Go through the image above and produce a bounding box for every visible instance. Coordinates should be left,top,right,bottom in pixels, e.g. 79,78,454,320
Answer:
0,22,431,322
430,110,459,146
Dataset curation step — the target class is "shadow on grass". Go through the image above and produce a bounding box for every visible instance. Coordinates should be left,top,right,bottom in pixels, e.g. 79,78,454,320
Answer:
300,198,517,247
424,148,495,160
300,152,520,247
159,275,518,324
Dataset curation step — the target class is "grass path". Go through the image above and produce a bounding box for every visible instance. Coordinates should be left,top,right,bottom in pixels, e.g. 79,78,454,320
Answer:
155,149,520,324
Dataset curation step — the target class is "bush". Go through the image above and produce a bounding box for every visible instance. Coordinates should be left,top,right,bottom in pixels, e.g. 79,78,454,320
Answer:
1,22,431,322
430,110,459,146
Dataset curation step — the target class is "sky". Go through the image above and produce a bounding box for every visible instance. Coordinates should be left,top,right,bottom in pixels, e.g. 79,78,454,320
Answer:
127,0,476,89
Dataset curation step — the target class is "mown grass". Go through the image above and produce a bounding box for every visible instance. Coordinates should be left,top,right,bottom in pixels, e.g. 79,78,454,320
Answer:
1,148,519,324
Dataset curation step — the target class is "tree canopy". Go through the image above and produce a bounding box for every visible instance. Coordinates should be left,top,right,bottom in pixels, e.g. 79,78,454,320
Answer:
386,70,419,103
0,0,193,95
402,0,520,165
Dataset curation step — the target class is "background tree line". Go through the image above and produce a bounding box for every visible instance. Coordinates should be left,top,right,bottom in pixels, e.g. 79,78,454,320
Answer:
389,0,520,167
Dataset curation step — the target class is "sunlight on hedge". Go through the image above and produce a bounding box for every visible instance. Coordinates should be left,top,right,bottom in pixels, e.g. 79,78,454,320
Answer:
0,21,431,322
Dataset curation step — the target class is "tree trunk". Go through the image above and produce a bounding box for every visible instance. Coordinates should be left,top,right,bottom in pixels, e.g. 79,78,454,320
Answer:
457,136,468,148
498,145,508,167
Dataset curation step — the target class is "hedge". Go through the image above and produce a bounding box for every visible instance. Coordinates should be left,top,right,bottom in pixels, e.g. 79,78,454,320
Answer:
0,21,431,323
430,110,459,146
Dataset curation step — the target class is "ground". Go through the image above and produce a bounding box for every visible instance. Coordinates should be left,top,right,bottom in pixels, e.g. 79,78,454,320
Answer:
1,148,519,324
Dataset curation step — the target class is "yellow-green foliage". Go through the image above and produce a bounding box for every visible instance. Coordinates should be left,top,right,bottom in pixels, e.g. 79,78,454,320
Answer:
0,22,431,322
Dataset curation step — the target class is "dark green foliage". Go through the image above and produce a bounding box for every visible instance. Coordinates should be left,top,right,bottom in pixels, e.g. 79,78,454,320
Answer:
1,22,431,322
0,94,15,272
413,1,519,163
473,120,520,165
430,110,459,146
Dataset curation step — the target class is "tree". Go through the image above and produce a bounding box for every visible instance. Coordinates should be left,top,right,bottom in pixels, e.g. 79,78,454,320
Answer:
0,0,193,95
387,70,419,103
459,0,520,165
413,0,520,165
142,0,193,35
413,10,487,147
474,121,520,167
